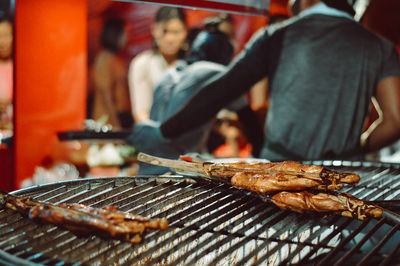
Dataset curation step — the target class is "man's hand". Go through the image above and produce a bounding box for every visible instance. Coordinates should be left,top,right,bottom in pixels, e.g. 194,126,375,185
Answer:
126,120,168,153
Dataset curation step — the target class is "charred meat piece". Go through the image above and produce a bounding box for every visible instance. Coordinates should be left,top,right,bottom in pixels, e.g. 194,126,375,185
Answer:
2,193,168,244
231,172,336,193
205,161,360,189
138,153,360,189
228,161,360,193
204,161,325,178
271,191,383,220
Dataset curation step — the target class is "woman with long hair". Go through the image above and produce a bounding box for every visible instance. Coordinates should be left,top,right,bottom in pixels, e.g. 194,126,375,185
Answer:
128,7,187,122
91,18,133,129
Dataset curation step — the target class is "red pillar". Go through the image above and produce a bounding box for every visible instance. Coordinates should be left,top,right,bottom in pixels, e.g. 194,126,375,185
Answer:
14,0,87,189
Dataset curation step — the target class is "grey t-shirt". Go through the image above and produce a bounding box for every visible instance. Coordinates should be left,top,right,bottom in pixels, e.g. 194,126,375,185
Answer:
260,14,400,160
161,13,400,161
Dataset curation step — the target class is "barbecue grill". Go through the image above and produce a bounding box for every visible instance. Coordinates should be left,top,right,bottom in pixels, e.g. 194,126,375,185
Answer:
1,160,400,265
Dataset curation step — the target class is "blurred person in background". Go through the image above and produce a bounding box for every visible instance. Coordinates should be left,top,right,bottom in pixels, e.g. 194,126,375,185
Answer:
130,21,263,174
90,18,133,129
0,16,13,131
211,109,255,158
203,14,236,46
128,0,400,162
128,7,188,123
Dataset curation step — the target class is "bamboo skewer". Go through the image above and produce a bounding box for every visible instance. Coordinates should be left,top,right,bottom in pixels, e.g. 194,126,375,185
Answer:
137,153,207,176
137,152,323,180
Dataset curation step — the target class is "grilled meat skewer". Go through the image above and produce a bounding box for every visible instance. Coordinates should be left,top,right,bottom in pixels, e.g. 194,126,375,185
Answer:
138,153,360,192
136,154,400,223
204,160,360,191
1,192,168,244
203,160,359,182
271,191,383,221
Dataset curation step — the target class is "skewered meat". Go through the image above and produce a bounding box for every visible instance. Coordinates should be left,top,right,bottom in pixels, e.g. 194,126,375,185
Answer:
226,161,360,192
205,160,360,185
138,154,360,192
1,192,168,244
203,160,323,178
271,191,383,220
137,154,399,223
231,172,336,193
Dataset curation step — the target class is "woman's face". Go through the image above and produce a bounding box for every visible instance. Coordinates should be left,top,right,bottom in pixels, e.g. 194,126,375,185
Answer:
0,21,13,60
152,18,187,57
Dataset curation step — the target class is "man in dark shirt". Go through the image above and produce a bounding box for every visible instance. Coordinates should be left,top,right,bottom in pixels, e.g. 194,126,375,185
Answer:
128,0,400,161
132,28,264,174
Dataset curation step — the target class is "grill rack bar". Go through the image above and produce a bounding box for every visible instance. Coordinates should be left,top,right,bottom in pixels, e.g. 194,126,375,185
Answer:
294,217,353,264
379,240,400,266
171,200,273,266
129,196,261,265
85,181,224,265
356,223,400,266
86,181,229,264
334,218,386,265
316,219,370,265
208,210,296,265
123,192,255,265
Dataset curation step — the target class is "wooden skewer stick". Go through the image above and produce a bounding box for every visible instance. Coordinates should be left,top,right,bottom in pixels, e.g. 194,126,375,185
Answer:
137,153,323,181
203,164,324,180
137,153,207,176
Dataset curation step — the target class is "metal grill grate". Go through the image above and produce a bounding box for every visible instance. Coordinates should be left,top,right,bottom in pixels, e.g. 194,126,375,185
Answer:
0,161,400,265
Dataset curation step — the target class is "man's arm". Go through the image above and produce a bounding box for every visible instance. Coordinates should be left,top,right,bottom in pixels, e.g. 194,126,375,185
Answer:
160,27,272,139
362,76,400,152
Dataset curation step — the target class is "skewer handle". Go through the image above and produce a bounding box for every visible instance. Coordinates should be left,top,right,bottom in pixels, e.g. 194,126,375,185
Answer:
137,153,207,176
